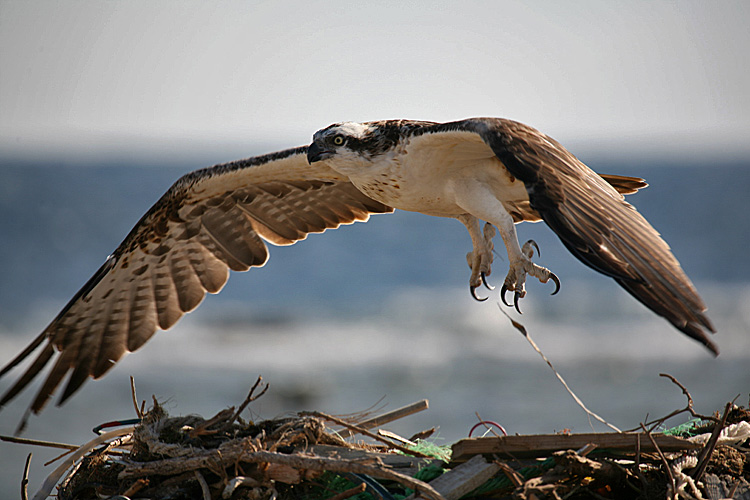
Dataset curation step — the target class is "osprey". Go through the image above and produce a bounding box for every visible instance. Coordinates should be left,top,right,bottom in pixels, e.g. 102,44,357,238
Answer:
0,117,716,431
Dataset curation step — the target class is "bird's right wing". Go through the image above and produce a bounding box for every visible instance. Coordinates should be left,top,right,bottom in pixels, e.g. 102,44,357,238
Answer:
0,146,392,429
460,118,717,354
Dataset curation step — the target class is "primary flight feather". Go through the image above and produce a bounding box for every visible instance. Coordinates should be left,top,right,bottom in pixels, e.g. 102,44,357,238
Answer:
0,117,716,432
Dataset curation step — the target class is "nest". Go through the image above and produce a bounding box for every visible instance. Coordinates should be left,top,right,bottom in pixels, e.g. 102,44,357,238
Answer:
10,376,750,500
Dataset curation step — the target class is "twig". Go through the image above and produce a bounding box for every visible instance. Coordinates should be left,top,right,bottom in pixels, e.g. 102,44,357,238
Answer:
121,478,149,497
189,408,235,438
302,411,432,458
378,429,417,446
624,374,720,432
660,373,694,411
120,446,446,500
194,470,211,500
44,449,75,467
640,424,675,500
471,412,507,437
498,305,621,432
728,479,740,499
219,376,269,433
0,435,79,451
409,428,436,442
2,434,81,468
494,459,524,487
21,453,31,500
336,399,429,438
633,432,649,494
327,482,367,500
691,401,731,482
130,376,143,419
234,376,269,421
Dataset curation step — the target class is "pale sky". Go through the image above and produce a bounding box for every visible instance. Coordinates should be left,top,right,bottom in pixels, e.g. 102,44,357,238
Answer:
1,0,748,159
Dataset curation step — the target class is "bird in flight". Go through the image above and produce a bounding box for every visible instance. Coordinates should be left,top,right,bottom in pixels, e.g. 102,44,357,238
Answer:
0,117,716,432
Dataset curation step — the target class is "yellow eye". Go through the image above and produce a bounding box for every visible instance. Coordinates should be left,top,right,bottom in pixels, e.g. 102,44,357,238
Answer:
333,135,344,146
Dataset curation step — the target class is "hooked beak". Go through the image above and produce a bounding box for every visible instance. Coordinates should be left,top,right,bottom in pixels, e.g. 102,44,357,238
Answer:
307,142,332,164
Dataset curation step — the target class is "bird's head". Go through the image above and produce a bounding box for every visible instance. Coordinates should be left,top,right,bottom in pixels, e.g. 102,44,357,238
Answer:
307,121,402,175
307,122,375,165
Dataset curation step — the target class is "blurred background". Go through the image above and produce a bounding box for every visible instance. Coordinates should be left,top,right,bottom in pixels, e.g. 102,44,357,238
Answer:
1,1,749,497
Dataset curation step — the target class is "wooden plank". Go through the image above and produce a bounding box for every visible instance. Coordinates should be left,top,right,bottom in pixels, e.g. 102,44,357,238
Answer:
407,455,500,500
451,433,700,462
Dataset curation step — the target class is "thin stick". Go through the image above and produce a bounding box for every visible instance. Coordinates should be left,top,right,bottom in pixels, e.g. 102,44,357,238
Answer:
659,373,694,411
1,435,79,451
121,478,149,497
130,376,142,419
640,424,675,500
473,411,505,438
378,429,417,446
194,470,211,500
302,411,432,458
633,432,649,493
691,401,731,482
44,449,75,467
337,399,429,438
498,305,621,432
494,459,524,488
21,453,31,500
728,479,741,499
328,482,367,500
624,374,720,432
231,376,269,425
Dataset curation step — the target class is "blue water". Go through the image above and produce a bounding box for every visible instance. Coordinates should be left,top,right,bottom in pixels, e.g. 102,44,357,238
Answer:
0,151,749,497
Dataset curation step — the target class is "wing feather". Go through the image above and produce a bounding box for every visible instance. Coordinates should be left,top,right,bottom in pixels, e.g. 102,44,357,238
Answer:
169,252,206,312
126,274,160,351
435,118,716,354
0,147,392,428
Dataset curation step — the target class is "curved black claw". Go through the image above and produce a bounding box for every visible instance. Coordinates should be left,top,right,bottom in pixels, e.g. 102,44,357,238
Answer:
513,292,523,314
500,284,512,307
470,284,488,302
548,272,561,295
526,239,540,257
480,272,494,290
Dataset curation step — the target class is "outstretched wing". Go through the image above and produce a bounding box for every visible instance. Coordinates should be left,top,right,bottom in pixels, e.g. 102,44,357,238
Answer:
433,118,717,353
0,147,392,427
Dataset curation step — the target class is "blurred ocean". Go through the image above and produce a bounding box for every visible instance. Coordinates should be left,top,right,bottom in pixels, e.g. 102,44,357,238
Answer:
1,151,749,497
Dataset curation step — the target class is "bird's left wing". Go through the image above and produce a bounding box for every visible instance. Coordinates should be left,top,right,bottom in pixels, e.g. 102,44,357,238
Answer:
424,118,716,353
0,146,392,429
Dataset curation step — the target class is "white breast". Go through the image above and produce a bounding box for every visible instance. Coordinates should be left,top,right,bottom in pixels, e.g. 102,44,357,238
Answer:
347,131,531,218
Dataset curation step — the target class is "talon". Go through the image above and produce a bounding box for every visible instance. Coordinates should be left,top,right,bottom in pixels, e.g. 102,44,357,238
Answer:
470,285,488,302
529,240,540,257
500,284,512,307
480,272,494,290
514,292,523,314
549,273,561,295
